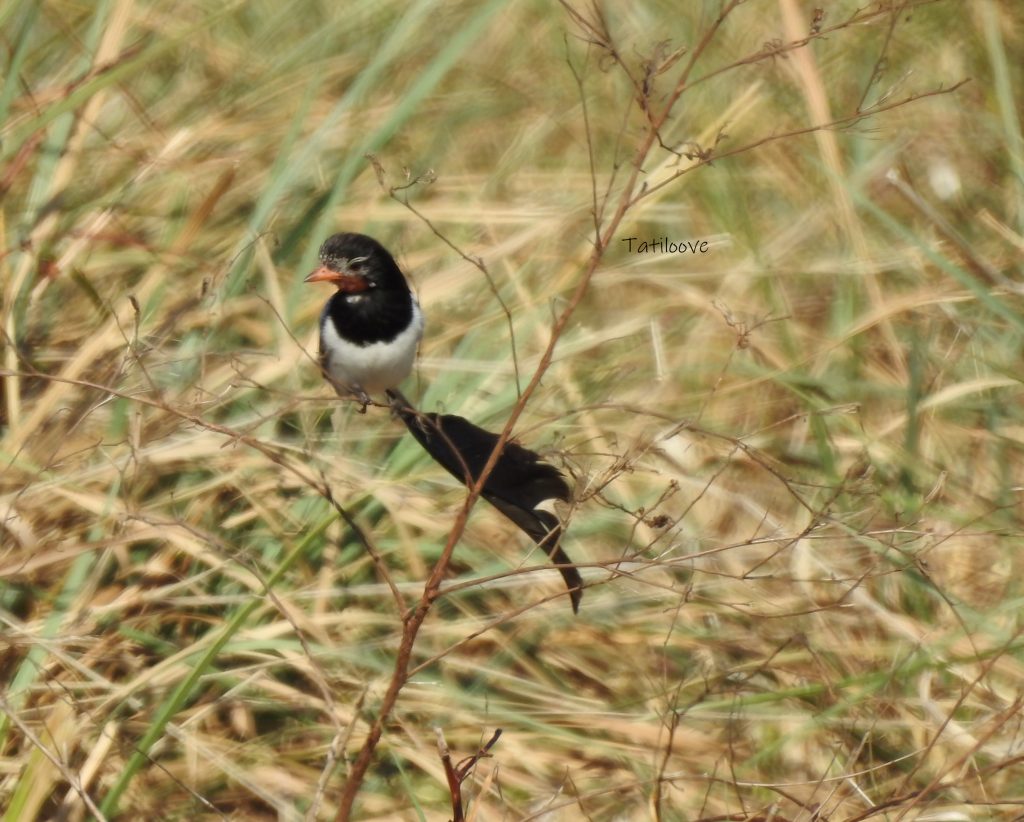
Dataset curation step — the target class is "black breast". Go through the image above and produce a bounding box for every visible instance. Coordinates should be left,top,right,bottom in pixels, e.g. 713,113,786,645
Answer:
322,289,414,347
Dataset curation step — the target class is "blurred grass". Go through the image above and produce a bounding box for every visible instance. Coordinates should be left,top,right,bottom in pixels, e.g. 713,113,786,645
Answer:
2,0,1024,819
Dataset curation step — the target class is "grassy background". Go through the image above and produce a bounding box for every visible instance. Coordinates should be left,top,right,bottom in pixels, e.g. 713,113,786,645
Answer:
3,0,1024,819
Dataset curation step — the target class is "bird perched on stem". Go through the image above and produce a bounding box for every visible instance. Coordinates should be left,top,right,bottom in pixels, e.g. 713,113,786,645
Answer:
305,232,425,409
306,232,582,611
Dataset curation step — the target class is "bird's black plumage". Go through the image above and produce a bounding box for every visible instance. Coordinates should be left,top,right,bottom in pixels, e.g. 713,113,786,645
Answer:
387,388,582,612
307,233,424,400
317,233,417,346
306,231,582,611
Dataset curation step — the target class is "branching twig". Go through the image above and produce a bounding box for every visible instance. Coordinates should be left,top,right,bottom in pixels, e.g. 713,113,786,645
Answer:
630,79,969,207
331,3,968,817
366,155,524,396
436,727,502,822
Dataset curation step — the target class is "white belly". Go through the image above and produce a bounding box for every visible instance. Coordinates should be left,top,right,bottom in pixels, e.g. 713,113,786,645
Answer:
320,302,424,395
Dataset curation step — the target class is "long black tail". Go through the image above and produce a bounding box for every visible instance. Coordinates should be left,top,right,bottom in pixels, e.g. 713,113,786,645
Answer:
386,388,582,612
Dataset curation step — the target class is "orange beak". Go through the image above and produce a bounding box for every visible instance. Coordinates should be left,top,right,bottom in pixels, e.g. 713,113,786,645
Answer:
304,266,369,293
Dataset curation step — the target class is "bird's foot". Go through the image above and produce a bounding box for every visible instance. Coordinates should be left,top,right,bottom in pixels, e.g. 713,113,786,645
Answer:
353,386,372,413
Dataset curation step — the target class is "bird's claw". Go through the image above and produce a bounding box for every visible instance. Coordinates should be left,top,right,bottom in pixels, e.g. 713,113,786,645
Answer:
354,387,372,413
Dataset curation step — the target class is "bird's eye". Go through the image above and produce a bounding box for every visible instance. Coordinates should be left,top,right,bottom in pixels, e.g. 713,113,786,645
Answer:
349,256,369,265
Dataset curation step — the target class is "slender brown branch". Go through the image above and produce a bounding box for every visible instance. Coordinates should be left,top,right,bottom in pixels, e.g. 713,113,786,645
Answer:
565,37,602,243
436,728,463,822
436,727,502,822
630,79,969,207
334,192,609,817
331,4,968,817
681,0,946,99
366,155,524,396
856,1,903,113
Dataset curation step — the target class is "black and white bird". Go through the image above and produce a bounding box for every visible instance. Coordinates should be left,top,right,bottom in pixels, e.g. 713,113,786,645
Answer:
305,232,424,406
306,232,582,611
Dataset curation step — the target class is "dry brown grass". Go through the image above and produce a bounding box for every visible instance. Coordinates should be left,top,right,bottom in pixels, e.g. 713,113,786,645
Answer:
2,1,1023,819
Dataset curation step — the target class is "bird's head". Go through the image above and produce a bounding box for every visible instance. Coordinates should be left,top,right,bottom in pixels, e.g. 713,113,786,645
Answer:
304,233,407,294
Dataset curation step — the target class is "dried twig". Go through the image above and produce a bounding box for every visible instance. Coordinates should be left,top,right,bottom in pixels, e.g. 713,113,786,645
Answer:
436,727,502,822
332,0,968,812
